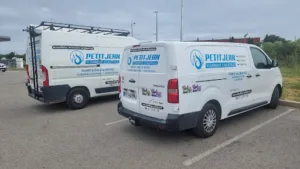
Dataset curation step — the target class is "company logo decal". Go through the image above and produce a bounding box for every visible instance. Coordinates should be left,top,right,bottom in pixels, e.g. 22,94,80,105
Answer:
190,49,204,70
205,53,236,68
190,49,237,70
127,54,160,73
70,50,120,65
127,57,132,65
142,88,162,98
130,54,160,65
182,84,201,94
70,50,84,65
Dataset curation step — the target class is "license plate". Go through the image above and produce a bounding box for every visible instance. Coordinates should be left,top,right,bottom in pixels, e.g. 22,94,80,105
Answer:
123,89,136,99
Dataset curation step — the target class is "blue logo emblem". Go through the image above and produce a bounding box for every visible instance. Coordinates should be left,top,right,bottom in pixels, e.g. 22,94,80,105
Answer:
190,49,204,70
127,56,132,65
70,51,84,65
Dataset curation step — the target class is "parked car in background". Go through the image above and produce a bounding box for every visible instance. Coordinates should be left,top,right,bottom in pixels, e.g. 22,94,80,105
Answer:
0,63,7,72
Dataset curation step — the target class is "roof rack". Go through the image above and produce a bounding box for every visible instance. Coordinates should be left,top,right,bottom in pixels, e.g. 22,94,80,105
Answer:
23,21,130,37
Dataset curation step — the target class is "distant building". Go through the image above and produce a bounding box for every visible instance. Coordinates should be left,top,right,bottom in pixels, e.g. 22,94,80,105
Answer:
192,37,261,44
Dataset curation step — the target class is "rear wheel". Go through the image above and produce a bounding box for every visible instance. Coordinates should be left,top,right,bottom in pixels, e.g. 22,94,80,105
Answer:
193,103,219,138
267,86,280,109
66,88,89,110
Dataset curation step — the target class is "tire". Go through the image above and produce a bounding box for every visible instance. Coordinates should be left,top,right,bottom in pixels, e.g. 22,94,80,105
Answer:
66,88,89,110
2,69,6,72
193,103,219,138
267,86,280,109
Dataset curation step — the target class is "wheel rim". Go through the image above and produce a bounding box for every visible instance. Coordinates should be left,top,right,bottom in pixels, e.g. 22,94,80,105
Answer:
73,94,84,104
203,109,217,133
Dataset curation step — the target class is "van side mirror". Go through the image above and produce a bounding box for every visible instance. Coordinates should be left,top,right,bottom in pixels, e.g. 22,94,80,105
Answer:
272,60,278,67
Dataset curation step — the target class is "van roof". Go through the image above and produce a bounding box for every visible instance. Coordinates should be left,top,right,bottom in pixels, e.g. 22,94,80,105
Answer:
133,41,258,48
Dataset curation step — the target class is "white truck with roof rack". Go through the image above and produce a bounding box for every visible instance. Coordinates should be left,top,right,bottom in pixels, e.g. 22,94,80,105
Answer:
117,41,282,138
24,21,139,109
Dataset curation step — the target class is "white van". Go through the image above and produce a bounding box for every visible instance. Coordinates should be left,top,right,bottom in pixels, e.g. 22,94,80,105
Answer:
117,42,282,138
24,21,139,109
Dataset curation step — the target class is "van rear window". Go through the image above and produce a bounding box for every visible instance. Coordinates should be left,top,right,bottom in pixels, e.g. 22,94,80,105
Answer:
122,47,166,73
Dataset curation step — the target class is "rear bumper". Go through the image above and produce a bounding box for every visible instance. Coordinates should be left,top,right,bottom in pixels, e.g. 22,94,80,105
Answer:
26,83,70,104
117,102,198,131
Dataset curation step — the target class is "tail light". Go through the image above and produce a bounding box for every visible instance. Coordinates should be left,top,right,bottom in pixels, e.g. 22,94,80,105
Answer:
25,65,30,83
118,75,121,93
41,65,49,86
168,79,179,103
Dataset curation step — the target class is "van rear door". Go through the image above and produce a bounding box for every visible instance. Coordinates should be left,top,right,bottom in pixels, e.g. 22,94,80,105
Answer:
120,48,140,113
26,34,44,96
134,46,170,120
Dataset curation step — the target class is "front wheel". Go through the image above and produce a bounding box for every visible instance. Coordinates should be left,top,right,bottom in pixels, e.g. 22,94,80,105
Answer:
66,88,89,110
1,69,6,72
267,86,280,109
193,103,219,138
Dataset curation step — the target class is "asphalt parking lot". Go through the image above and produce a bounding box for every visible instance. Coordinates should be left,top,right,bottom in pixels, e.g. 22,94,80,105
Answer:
1,71,300,169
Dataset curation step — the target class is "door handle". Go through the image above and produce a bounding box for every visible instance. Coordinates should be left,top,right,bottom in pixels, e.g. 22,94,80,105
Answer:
129,79,136,83
255,73,260,77
246,75,252,78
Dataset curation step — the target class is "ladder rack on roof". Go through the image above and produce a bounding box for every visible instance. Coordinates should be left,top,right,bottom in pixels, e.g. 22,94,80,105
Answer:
23,21,130,37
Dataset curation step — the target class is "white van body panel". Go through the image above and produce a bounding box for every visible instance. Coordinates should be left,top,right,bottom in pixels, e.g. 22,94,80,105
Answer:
26,30,139,103
118,42,282,130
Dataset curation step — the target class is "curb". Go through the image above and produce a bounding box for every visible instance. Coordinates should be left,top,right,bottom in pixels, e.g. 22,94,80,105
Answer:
279,100,300,109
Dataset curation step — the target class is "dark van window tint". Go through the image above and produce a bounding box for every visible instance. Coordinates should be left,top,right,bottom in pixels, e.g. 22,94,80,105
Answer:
250,47,270,69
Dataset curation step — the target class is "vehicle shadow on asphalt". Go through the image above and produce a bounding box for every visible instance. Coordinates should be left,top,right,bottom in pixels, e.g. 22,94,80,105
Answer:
119,107,278,145
30,94,119,113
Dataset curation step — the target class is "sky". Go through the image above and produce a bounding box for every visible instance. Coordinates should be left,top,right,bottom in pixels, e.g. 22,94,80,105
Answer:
0,0,299,54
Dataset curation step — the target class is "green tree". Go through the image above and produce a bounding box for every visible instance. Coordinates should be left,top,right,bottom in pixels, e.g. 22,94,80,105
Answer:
262,42,276,59
229,36,235,42
6,52,16,59
264,34,286,43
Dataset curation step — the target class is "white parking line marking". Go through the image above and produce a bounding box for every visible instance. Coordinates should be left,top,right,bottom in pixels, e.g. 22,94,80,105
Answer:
105,118,127,126
183,109,294,166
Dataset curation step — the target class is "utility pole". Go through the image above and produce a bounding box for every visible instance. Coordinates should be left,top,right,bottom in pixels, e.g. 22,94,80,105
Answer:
180,0,184,41
131,22,136,37
154,11,158,41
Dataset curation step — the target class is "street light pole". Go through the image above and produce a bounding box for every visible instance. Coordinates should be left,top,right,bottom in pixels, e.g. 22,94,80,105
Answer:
244,33,248,43
131,22,136,37
154,11,158,41
180,0,184,41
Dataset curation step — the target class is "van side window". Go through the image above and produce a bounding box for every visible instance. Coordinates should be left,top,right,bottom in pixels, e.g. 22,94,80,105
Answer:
250,47,270,69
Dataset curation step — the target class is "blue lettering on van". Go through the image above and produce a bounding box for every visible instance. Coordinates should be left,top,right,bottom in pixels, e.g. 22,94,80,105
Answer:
206,62,236,68
204,53,236,68
77,68,118,76
205,54,236,62
128,54,160,66
70,51,120,65
190,49,238,70
229,72,247,81
85,53,120,64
